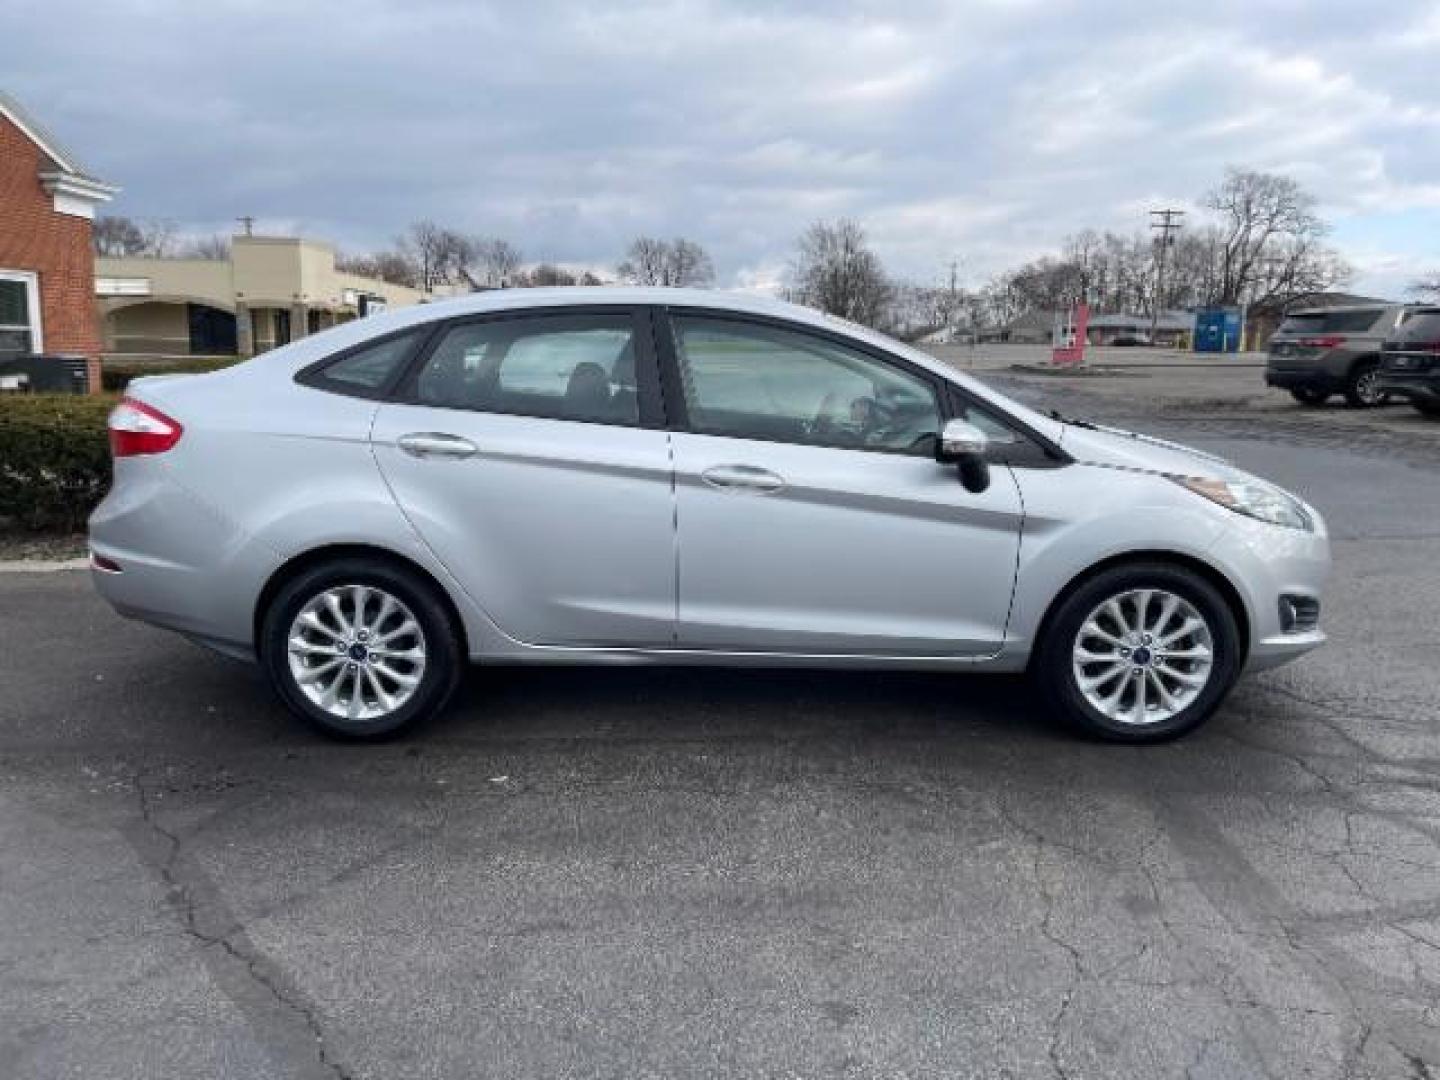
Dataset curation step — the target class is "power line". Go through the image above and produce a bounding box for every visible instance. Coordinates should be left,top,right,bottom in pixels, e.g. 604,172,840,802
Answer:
1149,209,1185,343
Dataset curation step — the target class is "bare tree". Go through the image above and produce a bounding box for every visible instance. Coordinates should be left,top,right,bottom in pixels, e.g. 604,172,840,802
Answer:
787,219,892,327
183,234,231,261
138,219,178,258
616,237,715,287
467,238,524,288
400,221,472,290
1202,168,1349,306
523,263,579,287
93,215,148,256
92,215,179,257
337,249,420,288
1410,273,1440,301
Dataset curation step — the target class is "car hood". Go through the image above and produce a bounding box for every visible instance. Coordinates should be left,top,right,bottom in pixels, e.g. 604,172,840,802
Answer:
1058,422,1247,482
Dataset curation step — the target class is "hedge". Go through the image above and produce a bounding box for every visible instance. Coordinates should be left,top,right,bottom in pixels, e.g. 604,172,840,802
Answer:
101,356,238,392
0,394,116,532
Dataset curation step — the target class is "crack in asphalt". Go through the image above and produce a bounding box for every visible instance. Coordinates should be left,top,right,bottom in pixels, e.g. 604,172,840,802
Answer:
129,774,353,1080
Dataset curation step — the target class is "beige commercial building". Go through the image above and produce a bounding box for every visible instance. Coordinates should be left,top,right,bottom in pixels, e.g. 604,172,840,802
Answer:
96,235,432,358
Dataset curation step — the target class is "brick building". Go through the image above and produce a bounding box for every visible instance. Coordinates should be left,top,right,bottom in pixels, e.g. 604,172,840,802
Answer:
0,91,116,388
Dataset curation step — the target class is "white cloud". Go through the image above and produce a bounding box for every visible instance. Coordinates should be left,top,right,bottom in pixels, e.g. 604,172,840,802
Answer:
6,0,1438,296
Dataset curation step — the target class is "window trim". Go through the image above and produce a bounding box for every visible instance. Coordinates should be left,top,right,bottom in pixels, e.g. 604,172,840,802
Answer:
294,324,435,400
0,269,43,355
654,306,1067,463
389,305,666,430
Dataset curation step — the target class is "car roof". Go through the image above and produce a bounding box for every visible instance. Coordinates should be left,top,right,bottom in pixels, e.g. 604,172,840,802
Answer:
409,286,859,333
262,286,922,378
1285,303,1393,316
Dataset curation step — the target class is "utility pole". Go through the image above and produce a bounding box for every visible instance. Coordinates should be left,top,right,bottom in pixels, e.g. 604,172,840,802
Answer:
237,216,255,237
1149,209,1184,343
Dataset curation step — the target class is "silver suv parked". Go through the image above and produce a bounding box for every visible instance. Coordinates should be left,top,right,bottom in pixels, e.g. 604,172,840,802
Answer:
1264,304,1411,407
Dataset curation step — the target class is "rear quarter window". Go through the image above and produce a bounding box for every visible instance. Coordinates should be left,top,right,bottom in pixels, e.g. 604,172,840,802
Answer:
1279,309,1383,334
1395,311,1440,342
299,329,424,397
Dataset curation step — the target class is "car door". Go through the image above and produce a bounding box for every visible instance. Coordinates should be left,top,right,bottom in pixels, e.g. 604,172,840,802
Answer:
659,310,1025,656
370,307,676,648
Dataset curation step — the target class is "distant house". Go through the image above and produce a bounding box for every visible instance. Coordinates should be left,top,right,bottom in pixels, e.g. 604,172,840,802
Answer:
0,91,117,386
1243,292,1393,350
975,310,1056,345
1087,311,1193,348
97,236,433,359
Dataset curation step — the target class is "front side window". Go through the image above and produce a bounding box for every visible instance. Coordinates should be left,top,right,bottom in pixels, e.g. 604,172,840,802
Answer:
671,316,941,453
0,272,40,358
413,315,640,426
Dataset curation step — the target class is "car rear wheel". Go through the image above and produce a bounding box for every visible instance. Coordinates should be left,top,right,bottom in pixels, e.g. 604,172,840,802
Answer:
1289,387,1329,406
261,557,463,739
1414,400,1440,418
1034,563,1242,743
1344,362,1388,408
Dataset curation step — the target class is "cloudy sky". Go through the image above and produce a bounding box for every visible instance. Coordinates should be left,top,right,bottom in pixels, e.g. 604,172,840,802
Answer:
8,0,1440,295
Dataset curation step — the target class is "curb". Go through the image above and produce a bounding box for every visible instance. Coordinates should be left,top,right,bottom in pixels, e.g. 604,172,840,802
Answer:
0,557,89,574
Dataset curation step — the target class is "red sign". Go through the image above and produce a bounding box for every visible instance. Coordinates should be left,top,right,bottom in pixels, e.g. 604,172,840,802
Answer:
1051,304,1090,366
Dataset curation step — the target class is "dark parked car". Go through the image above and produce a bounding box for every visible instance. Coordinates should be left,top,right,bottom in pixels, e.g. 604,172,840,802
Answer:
1378,306,1440,418
1264,304,1411,407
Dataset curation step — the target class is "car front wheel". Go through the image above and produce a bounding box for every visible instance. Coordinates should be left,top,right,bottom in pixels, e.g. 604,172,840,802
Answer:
1034,563,1242,743
261,557,463,739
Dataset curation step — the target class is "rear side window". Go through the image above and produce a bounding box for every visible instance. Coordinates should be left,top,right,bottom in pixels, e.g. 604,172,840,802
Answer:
1279,309,1382,334
1395,310,1440,342
301,330,423,396
410,314,641,426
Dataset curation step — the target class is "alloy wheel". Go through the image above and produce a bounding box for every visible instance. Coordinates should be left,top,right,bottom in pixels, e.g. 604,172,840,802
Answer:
286,584,428,724
1071,588,1214,726
1354,368,1386,406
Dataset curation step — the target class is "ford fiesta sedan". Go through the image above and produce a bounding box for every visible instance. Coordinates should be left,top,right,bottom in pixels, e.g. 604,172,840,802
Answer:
90,288,1328,742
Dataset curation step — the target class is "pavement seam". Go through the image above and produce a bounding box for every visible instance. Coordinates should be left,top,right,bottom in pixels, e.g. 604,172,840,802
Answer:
128,773,354,1080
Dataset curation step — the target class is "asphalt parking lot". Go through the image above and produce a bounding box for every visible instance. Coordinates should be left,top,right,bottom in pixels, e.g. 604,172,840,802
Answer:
3,358,1438,1079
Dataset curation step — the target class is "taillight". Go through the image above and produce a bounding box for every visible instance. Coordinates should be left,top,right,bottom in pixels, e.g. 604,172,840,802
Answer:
1298,335,1345,349
108,397,183,457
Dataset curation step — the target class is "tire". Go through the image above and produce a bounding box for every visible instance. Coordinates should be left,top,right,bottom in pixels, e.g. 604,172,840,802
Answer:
1414,400,1440,418
1289,387,1329,406
1032,562,1243,744
1343,361,1388,408
260,557,463,740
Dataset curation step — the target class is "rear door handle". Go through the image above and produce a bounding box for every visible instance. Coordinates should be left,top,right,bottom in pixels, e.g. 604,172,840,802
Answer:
396,432,479,459
701,464,785,494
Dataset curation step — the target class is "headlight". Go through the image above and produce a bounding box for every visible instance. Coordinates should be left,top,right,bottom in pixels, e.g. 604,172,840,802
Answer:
1170,476,1314,531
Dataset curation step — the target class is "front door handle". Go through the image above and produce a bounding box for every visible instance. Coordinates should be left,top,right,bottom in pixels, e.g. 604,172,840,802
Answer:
397,432,479,459
701,464,786,494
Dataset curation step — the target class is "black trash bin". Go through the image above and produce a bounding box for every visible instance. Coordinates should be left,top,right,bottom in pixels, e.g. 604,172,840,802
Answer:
0,354,94,393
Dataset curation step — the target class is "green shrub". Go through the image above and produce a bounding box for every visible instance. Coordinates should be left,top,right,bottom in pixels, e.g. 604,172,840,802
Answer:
0,394,117,532
101,356,238,392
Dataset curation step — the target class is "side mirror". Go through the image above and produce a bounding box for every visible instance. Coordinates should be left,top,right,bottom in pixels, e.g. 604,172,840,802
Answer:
935,418,991,493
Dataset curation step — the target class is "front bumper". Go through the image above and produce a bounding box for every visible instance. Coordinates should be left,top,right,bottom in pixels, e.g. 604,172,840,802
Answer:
1207,509,1331,674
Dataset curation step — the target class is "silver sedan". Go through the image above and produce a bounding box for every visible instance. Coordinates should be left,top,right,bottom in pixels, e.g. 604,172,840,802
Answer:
90,288,1329,742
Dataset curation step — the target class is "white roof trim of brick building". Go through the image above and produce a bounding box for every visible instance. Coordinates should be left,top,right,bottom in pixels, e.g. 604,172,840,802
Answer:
0,90,118,219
